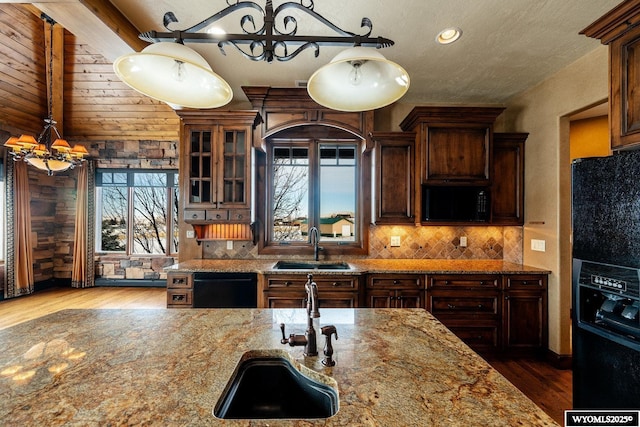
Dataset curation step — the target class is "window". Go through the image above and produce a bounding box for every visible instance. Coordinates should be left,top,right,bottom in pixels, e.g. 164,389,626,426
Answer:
267,139,359,249
96,170,178,255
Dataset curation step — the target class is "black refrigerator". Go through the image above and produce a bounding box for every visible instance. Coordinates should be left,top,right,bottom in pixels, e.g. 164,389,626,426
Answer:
572,151,640,409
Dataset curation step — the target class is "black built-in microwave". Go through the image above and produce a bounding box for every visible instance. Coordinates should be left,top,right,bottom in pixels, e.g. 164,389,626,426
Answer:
422,186,489,222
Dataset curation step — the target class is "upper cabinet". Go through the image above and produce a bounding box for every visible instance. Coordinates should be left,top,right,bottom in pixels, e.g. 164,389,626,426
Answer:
176,110,261,224
370,132,416,224
492,133,527,225
581,1,640,150
400,106,505,185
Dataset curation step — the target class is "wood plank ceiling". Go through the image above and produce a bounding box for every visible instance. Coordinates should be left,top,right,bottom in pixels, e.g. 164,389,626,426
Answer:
0,3,179,143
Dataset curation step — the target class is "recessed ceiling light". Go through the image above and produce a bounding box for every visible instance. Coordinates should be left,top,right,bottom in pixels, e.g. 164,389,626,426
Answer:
436,27,462,45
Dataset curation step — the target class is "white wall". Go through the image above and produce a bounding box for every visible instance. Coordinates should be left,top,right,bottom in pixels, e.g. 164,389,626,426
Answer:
499,45,609,355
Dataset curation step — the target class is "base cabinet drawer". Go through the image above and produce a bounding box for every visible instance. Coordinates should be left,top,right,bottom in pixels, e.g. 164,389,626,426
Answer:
429,292,499,317
446,325,500,351
263,291,358,309
167,289,193,307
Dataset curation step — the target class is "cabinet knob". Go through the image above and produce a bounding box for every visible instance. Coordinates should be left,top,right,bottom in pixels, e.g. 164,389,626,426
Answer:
393,280,399,285
444,280,449,285
284,281,292,286
447,303,456,309
478,304,483,309
504,296,509,300
191,213,198,218
216,214,222,219
332,282,339,287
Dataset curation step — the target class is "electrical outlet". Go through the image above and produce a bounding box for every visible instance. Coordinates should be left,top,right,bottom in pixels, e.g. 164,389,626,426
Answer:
226,240,234,250
390,236,401,247
460,236,467,247
186,230,195,239
531,239,546,252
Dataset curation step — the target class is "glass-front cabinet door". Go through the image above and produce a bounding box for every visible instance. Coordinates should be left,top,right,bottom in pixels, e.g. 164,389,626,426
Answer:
178,110,259,224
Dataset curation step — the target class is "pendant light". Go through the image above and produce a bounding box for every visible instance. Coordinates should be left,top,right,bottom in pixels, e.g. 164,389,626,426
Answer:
4,14,88,176
113,42,233,109
307,46,410,112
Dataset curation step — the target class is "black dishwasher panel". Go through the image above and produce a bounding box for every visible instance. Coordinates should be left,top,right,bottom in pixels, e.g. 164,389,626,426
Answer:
193,273,257,308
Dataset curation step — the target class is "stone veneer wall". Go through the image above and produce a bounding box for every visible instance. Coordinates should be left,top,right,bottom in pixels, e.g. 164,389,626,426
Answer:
200,225,523,264
91,139,179,283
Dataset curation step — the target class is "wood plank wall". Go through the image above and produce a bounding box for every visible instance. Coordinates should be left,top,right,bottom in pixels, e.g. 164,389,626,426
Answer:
63,32,179,142
0,5,46,136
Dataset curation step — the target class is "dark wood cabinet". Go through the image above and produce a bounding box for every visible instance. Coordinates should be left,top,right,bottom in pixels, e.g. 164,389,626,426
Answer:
581,2,640,150
370,132,416,224
400,106,505,185
166,272,193,308
502,274,548,354
427,274,501,352
366,274,425,308
492,133,526,225
260,274,360,309
177,110,261,224
426,273,547,355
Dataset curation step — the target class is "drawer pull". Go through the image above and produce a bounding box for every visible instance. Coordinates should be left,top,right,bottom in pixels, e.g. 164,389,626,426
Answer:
447,303,456,309
393,280,399,285
444,280,449,285
284,281,292,286
478,304,483,309
172,295,185,302
332,282,339,287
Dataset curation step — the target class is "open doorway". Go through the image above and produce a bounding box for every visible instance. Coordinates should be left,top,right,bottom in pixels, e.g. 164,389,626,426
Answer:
560,101,609,355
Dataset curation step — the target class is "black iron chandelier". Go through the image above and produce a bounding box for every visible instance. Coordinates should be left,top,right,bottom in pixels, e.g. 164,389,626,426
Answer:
113,0,409,111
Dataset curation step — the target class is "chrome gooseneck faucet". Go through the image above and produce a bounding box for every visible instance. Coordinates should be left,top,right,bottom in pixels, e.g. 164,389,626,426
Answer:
308,226,322,261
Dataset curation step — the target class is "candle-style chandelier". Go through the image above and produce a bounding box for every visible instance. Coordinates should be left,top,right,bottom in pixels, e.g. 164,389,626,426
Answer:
4,14,88,176
113,0,410,112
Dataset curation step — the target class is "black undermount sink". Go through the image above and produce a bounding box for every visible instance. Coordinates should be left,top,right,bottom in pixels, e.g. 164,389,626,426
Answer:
214,354,339,419
273,261,351,270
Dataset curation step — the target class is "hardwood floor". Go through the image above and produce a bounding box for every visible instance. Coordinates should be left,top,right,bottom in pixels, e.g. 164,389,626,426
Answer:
487,357,572,424
0,286,571,424
0,286,166,330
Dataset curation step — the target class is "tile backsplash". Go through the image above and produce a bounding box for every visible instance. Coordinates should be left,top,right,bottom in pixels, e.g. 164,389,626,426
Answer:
201,225,523,264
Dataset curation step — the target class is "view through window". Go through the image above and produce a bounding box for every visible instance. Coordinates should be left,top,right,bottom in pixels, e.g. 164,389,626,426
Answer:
270,141,357,244
96,170,178,255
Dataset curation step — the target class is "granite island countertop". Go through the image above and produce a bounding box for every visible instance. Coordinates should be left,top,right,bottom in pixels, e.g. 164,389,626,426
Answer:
166,258,551,275
0,308,558,426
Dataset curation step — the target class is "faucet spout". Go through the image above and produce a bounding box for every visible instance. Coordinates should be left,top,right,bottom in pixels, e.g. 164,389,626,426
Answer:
306,274,320,319
309,226,322,261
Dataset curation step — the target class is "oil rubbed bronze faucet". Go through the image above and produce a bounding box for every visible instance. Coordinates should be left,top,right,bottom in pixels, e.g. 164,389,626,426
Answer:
308,226,322,261
280,274,320,357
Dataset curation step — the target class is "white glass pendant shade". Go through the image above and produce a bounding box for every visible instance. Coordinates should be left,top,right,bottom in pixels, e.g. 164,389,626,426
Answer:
26,157,73,174
307,46,410,112
113,42,233,109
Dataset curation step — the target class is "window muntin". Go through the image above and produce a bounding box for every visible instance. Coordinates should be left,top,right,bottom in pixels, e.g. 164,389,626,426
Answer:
268,140,358,245
96,170,178,255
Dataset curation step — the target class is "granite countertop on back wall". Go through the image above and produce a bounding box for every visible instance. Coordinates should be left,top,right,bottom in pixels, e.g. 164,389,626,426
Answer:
166,258,551,275
0,308,559,426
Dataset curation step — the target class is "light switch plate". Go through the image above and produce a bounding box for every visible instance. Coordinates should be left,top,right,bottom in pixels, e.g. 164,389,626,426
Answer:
460,236,467,247
186,230,195,239
226,240,234,250
531,239,546,252
390,236,401,247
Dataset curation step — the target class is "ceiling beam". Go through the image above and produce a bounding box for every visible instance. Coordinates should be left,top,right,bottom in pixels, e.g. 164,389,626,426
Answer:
1,0,146,61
